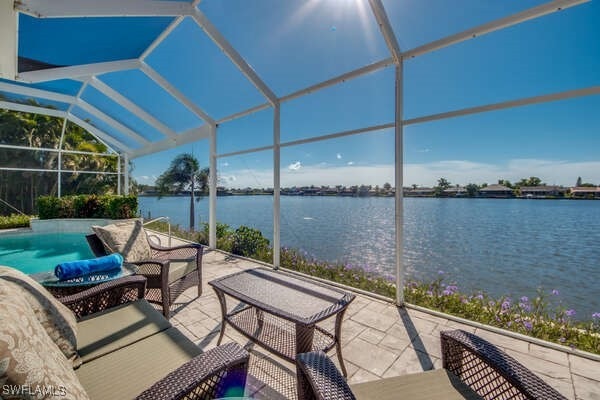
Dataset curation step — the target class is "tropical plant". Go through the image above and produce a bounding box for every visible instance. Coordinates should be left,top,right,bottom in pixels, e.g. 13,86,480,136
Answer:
155,153,209,229
0,104,121,214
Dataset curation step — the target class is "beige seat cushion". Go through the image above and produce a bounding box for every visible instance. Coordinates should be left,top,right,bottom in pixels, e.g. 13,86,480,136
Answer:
168,260,197,284
76,327,201,400
92,219,152,262
76,299,171,364
350,369,483,400
0,266,79,367
0,284,90,400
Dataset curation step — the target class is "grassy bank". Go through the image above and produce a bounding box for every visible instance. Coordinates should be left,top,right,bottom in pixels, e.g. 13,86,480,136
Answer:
146,220,600,355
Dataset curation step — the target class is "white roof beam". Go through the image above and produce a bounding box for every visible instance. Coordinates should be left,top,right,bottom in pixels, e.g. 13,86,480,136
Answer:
129,124,211,159
140,16,185,61
0,81,74,103
67,114,129,153
368,0,402,63
76,99,151,145
17,59,140,83
404,85,600,126
140,62,214,125
0,100,66,118
15,0,193,18
217,58,394,125
281,57,395,103
190,9,278,105
402,0,589,59
89,76,177,138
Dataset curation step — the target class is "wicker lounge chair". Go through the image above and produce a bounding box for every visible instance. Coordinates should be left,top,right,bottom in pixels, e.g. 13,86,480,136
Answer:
296,329,567,400
0,269,249,400
86,231,203,318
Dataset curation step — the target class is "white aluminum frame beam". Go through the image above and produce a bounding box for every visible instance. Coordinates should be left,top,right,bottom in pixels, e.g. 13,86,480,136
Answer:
140,16,185,61
0,81,74,104
129,124,211,158
67,114,130,153
17,59,140,83
76,99,151,145
394,63,404,306
402,0,589,59
208,124,217,249
190,9,278,105
0,100,66,118
273,103,281,268
140,62,214,125
404,85,600,126
0,143,116,157
0,166,119,175
368,0,402,62
15,0,193,18
89,77,177,138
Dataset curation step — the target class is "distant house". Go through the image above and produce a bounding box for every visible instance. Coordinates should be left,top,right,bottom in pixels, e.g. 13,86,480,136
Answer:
570,186,600,199
404,187,435,197
479,184,514,198
520,185,567,198
443,187,467,197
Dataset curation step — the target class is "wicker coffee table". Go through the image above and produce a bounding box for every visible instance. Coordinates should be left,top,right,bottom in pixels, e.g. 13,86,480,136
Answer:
209,268,355,376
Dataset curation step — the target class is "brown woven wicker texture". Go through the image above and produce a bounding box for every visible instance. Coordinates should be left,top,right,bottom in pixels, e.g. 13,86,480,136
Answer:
135,342,249,400
86,233,203,318
295,329,568,400
59,275,146,319
210,268,355,376
441,330,567,400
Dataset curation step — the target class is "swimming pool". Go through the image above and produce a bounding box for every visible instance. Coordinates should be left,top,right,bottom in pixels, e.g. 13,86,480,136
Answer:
0,232,94,274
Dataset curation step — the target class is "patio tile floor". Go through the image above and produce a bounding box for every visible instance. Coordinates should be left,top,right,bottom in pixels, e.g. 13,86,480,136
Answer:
165,247,599,399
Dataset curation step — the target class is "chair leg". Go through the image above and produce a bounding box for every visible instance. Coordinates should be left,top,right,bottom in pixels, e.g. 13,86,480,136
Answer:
162,286,170,318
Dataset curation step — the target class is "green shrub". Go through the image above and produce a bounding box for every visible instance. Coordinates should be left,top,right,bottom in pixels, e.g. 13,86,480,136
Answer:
0,214,31,229
37,195,137,219
231,226,270,258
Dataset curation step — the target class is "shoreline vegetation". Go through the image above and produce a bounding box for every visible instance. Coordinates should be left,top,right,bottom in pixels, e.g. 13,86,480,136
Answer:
145,219,600,356
137,176,600,200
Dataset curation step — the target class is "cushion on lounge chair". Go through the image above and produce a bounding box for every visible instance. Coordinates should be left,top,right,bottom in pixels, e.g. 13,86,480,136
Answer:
0,266,80,367
0,283,90,400
76,299,171,364
350,369,483,400
75,327,202,400
92,219,152,262
168,259,197,284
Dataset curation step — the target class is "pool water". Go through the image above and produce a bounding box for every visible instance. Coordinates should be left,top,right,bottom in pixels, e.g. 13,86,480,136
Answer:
0,232,94,274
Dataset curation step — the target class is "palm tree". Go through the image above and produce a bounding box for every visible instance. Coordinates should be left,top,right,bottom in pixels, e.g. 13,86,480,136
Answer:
156,153,208,229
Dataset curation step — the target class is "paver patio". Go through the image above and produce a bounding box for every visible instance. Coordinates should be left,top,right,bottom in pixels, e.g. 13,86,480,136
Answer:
160,245,600,399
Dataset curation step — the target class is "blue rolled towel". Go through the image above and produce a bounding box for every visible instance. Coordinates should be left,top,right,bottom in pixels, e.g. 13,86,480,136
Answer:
55,253,124,280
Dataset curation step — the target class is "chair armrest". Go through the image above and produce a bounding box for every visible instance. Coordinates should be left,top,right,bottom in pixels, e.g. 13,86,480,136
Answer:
135,342,249,400
296,351,356,400
131,259,170,277
150,242,203,263
441,329,567,400
58,275,147,319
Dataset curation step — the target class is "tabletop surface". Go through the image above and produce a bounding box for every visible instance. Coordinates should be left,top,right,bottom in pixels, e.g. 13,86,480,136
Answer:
209,268,354,323
32,263,138,287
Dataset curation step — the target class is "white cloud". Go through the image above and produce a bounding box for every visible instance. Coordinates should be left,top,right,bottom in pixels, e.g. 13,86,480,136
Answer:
221,162,229,167
347,161,355,165
417,148,430,153
216,158,600,188
288,161,302,170
336,153,342,159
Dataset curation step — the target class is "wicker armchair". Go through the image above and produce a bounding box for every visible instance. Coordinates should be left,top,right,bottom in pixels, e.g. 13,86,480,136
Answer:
296,329,567,400
56,276,249,400
86,232,203,318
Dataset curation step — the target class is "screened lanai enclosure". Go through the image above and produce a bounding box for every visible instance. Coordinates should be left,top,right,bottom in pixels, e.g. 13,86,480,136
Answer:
0,0,598,303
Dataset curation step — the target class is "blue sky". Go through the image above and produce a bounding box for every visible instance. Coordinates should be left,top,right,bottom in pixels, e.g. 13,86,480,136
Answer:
13,0,600,188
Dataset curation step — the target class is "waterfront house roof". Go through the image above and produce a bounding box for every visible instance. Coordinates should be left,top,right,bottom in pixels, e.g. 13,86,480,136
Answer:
520,185,568,193
479,184,513,192
570,186,600,193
